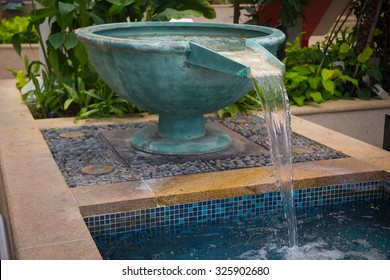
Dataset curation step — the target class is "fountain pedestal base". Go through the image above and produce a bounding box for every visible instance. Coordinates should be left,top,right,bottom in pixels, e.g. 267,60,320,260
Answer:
131,124,232,155
98,122,268,169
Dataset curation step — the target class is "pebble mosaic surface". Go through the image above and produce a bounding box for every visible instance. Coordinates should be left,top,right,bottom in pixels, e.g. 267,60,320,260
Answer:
41,115,346,188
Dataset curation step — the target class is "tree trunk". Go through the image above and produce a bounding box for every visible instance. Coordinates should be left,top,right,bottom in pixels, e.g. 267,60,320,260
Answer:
233,0,240,23
355,0,383,53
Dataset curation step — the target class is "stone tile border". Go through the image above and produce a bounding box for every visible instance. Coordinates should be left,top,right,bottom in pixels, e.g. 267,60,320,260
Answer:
85,181,388,238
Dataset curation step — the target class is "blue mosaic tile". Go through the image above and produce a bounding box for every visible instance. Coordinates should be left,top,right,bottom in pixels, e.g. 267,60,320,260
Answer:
85,180,387,237
384,182,390,202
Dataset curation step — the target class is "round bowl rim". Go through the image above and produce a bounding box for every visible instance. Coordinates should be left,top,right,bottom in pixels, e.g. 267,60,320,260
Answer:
76,22,285,53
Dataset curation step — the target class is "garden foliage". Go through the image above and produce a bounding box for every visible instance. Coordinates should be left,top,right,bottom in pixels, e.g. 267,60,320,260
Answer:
284,29,382,106
11,0,216,118
0,16,38,44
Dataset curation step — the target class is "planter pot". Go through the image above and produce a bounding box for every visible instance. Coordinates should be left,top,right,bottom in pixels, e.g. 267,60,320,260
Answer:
0,44,39,79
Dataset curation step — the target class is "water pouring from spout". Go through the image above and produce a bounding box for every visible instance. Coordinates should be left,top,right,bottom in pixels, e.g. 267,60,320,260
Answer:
220,47,298,247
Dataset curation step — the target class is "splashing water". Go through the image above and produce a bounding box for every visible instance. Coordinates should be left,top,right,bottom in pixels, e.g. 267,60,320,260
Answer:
220,49,298,247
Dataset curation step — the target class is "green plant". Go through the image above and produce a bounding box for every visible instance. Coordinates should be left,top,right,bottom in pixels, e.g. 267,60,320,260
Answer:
22,62,66,118
8,55,40,90
283,31,381,106
0,16,38,44
76,78,140,119
218,89,261,117
322,0,389,94
63,77,93,111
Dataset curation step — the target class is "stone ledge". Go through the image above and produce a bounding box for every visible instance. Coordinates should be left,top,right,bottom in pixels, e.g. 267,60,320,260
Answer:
71,158,385,217
0,44,39,79
292,98,390,116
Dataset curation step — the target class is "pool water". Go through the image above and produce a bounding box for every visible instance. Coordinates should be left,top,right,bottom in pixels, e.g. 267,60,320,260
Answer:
94,202,390,260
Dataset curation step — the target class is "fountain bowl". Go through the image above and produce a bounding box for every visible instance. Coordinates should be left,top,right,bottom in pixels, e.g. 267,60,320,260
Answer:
77,22,285,155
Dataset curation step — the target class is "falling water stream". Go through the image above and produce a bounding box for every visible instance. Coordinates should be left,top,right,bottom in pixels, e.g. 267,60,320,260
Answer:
220,49,299,247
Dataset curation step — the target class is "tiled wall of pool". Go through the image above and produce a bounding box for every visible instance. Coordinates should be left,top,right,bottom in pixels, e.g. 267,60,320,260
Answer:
385,181,390,200
85,181,389,237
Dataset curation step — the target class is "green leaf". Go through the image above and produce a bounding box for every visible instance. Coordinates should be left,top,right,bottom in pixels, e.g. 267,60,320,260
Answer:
56,2,76,31
292,96,305,106
292,76,308,88
291,65,311,76
321,68,334,81
309,65,316,73
309,91,324,103
15,70,27,89
22,91,30,101
334,90,342,97
322,79,335,94
108,5,123,16
64,31,78,50
11,33,21,55
74,42,88,65
373,28,382,36
366,65,383,83
332,68,342,78
30,7,56,24
308,77,321,89
146,0,215,20
356,88,371,100
244,94,261,105
322,90,332,100
152,8,203,21
58,2,76,18
108,0,135,16
284,71,299,79
62,82,75,95
48,32,67,49
228,104,241,115
64,98,74,110
339,42,349,54
86,12,104,25
106,0,122,5
175,0,216,19
357,47,373,64
48,48,60,77
339,75,358,86
57,2,76,30
85,90,103,100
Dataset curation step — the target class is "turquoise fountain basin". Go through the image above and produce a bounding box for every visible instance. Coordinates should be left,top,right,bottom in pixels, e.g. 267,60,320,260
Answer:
77,22,285,155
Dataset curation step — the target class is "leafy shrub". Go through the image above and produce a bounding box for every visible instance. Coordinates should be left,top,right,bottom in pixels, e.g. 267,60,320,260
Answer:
0,16,38,44
218,89,261,118
284,30,382,106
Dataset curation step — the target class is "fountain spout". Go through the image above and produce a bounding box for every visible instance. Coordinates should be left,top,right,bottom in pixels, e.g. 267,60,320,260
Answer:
187,43,250,78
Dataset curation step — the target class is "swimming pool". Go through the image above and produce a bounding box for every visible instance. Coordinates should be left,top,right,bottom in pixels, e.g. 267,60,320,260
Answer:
85,181,390,260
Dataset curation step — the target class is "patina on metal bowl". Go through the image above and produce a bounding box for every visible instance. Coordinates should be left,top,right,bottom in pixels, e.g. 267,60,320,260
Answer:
77,22,285,155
